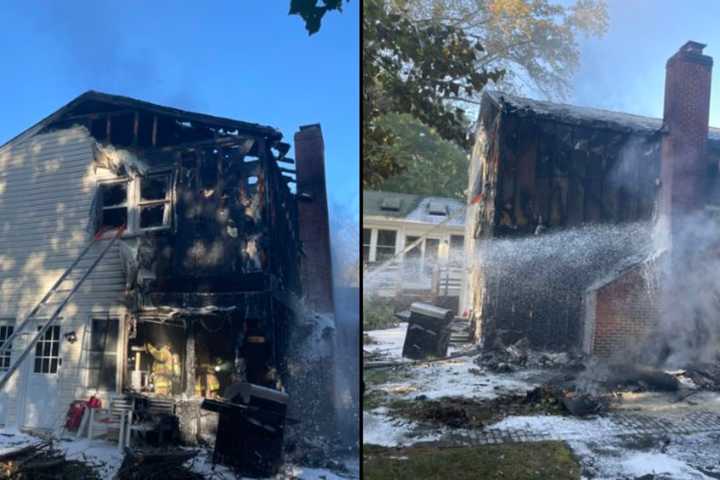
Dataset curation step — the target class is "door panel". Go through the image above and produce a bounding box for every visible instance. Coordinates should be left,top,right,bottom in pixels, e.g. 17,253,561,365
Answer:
22,325,61,430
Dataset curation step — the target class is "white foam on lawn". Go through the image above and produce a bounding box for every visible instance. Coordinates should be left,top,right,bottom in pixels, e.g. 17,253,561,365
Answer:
489,414,620,439
0,428,35,455
363,408,442,447
399,358,541,400
621,452,707,479
365,323,408,361
58,437,124,478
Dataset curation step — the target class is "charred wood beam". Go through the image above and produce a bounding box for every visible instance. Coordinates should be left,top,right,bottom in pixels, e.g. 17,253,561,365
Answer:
278,167,296,175
152,115,158,147
155,136,251,153
133,112,139,146
60,109,137,124
217,146,224,209
185,321,196,397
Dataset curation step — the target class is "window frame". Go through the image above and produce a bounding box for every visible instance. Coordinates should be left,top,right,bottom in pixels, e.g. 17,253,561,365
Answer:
97,170,173,235
0,322,14,372
98,178,130,231
136,171,173,232
374,229,397,264
362,228,372,265
86,318,120,392
33,325,61,375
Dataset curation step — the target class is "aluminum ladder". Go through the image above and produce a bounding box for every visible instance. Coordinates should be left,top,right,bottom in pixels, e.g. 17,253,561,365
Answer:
0,226,125,389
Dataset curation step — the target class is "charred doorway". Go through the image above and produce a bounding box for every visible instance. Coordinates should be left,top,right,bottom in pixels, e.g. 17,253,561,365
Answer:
126,319,186,396
190,315,244,398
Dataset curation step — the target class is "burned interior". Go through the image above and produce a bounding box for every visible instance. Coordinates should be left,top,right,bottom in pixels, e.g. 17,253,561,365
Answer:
8,91,331,474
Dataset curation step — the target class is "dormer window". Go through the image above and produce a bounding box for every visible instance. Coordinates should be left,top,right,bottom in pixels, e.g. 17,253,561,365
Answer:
427,201,448,216
380,197,401,212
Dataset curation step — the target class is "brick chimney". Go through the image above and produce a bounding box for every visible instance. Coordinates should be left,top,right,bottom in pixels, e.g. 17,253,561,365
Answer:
295,124,335,313
660,41,713,248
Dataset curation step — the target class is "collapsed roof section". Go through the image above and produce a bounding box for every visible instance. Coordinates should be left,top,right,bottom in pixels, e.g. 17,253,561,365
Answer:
3,90,282,149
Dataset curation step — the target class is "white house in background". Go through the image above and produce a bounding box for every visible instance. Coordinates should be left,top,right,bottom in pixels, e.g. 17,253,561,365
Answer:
363,190,466,297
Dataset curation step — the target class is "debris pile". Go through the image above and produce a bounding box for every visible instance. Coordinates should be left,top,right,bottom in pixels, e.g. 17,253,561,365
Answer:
116,448,202,480
676,364,720,390
394,386,568,429
0,441,101,480
476,336,585,373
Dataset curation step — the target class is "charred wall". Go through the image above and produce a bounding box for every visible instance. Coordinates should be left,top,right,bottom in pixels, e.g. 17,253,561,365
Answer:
472,107,662,350
43,97,306,395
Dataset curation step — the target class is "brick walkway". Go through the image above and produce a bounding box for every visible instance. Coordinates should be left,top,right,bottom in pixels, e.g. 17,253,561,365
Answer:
451,411,720,445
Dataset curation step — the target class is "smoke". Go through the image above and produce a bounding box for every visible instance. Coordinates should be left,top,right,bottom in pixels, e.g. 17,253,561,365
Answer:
24,2,201,109
328,201,359,453
649,211,720,367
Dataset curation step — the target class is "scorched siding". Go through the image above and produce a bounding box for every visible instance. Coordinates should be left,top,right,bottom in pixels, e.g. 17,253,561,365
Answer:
0,126,127,429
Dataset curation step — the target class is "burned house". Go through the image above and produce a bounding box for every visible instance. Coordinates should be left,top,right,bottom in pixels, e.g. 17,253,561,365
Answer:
0,91,335,438
463,41,720,357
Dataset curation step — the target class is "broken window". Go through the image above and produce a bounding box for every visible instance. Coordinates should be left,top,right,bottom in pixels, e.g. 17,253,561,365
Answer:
375,230,397,263
139,173,171,230
0,324,13,371
362,229,371,265
88,318,118,391
99,181,128,229
34,326,60,374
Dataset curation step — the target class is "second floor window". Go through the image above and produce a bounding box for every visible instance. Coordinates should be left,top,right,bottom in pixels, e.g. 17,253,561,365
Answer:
98,171,172,234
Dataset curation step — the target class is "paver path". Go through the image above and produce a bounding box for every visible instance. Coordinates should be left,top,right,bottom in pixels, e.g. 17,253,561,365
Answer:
452,410,720,445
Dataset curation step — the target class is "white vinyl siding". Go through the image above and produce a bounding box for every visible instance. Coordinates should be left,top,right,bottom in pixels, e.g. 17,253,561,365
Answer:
0,126,127,428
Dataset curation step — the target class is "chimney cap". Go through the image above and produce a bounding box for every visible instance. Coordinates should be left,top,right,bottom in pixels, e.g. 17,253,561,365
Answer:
668,41,712,67
681,41,707,54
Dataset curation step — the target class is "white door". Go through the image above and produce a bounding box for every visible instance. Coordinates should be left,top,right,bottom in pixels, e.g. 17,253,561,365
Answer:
0,323,15,425
21,325,62,430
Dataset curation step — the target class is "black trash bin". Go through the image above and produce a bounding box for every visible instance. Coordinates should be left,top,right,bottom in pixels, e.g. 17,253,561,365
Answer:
201,382,288,477
401,302,454,360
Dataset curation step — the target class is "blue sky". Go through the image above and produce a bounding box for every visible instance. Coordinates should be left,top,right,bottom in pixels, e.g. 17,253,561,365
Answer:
571,0,720,126
0,1,359,229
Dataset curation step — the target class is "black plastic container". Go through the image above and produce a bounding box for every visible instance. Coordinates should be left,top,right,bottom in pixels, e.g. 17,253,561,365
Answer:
401,302,454,360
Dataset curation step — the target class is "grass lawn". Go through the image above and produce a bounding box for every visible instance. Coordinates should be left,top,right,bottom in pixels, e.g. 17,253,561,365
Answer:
363,441,581,480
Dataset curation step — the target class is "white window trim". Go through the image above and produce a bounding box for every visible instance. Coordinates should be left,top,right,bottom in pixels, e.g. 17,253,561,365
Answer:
136,171,173,233
99,170,173,236
0,320,14,372
372,228,398,265
33,325,61,375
